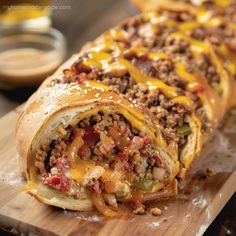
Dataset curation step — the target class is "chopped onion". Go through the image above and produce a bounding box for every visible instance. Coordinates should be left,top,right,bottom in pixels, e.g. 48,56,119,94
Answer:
103,193,118,208
50,167,58,175
152,167,166,181
68,129,85,161
100,133,115,153
58,126,67,136
82,166,105,186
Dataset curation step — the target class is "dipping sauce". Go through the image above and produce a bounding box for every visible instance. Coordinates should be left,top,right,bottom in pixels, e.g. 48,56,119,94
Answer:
0,28,66,87
0,48,62,86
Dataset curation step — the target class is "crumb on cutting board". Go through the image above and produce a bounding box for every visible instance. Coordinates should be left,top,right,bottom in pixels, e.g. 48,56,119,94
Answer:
150,207,162,215
206,167,216,177
133,204,145,215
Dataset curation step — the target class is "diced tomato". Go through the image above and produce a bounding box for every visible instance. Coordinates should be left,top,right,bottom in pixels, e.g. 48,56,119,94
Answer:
56,158,71,170
56,158,64,170
143,136,152,145
154,155,164,167
117,151,129,160
83,126,100,146
60,175,69,192
47,175,61,185
47,175,69,192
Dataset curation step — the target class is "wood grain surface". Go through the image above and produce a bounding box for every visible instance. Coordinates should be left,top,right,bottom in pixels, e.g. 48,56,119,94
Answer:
0,107,235,236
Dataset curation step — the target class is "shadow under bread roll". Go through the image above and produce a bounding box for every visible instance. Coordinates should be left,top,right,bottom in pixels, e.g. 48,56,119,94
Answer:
16,81,178,216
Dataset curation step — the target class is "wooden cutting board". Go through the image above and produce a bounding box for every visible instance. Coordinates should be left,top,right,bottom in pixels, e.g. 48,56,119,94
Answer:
0,107,235,236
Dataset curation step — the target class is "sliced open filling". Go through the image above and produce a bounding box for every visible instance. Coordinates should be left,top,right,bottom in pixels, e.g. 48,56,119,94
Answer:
34,112,173,216
62,56,194,152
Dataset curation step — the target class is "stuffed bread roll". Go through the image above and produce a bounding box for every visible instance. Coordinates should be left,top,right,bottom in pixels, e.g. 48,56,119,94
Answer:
62,47,203,177
59,15,226,177
106,13,232,114
16,81,178,216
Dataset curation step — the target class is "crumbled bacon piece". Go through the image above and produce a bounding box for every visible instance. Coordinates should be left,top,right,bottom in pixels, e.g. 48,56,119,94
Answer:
76,75,89,84
73,61,92,74
122,160,133,172
46,175,69,192
154,155,164,167
117,151,129,160
83,126,100,146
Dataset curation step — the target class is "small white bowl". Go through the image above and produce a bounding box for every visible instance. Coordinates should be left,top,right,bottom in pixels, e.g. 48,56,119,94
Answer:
0,28,66,87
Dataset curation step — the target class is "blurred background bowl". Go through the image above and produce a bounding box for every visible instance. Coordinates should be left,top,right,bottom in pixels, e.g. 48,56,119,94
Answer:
0,27,66,87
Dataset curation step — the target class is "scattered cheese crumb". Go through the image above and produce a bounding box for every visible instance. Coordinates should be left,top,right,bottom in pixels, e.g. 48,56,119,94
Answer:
150,207,162,215
133,204,145,215
206,167,216,177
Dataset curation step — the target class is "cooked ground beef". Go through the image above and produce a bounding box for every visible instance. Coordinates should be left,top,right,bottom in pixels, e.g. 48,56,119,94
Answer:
187,54,220,88
35,112,168,197
125,84,191,148
119,16,222,88
62,59,210,146
151,8,236,78
194,26,236,59
224,3,236,23
119,13,222,129
65,59,193,147
130,56,187,90
97,74,134,94
58,12,214,143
